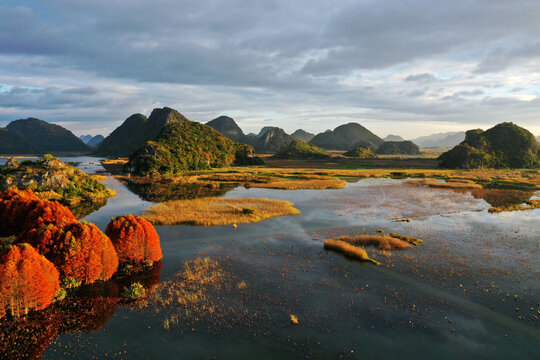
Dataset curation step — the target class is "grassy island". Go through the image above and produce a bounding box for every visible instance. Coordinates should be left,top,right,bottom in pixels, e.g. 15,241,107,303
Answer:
143,197,300,226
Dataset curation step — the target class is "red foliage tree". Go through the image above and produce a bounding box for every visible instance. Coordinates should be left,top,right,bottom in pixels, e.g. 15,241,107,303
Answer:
0,243,60,318
17,222,119,285
23,200,77,231
0,189,42,236
105,215,162,265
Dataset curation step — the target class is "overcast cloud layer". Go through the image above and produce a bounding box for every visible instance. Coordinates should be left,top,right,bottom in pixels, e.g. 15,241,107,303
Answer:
0,0,539,138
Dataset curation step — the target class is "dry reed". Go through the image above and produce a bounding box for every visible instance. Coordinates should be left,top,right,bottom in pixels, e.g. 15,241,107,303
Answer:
250,179,346,190
143,197,300,226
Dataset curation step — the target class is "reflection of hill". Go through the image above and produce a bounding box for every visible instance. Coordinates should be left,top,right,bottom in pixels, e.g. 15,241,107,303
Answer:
0,262,162,359
121,176,236,202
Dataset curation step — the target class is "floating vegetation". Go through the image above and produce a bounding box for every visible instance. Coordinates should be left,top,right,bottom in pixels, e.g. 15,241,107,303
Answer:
323,239,380,265
388,233,424,245
144,197,300,226
290,314,299,325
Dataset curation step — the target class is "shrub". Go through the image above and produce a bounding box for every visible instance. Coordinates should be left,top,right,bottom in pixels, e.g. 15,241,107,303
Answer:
0,243,60,318
105,215,162,265
0,189,41,236
123,282,146,300
23,200,77,230
17,222,118,285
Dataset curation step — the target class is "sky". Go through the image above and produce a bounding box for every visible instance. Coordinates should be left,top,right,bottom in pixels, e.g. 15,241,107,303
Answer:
0,0,539,139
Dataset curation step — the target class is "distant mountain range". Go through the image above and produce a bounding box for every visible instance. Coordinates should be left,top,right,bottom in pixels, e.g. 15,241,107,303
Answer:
411,132,465,148
384,134,405,142
0,118,90,154
79,134,104,147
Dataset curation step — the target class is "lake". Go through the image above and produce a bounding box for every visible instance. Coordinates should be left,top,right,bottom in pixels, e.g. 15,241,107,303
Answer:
2,157,539,359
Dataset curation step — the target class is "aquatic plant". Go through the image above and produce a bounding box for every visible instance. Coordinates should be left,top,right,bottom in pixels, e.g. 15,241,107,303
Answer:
488,199,540,213
123,282,146,300
387,233,423,245
105,215,163,265
18,222,118,285
323,239,380,265
143,197,300,226
408,178,482,189
290,314,299,325
336,235,412,250
0,243,60,318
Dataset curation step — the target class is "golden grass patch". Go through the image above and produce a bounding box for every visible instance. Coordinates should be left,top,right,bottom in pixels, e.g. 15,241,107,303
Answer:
143,197,300,226
101,158,128,165
408,178,483,189
323,239,380,265
336,235,412,250
488,199,540,213
250,179,346,190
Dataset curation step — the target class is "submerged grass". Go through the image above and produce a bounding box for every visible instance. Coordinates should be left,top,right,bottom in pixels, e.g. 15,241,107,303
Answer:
323,239,381,265
143,197,300,226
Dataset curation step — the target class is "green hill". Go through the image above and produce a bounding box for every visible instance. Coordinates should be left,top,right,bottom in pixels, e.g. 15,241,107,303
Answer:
126,108,260,175
343,146,377,158
0,128,37,154
291,129,315,142
6,118,90,154
95,108,186,157
206,116,249,144
253,127,292,153
310,123,383,150
273,139,329,159
376,141,421,155
439,122,540,168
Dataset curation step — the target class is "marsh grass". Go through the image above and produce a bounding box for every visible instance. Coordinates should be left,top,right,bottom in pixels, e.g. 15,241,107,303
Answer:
143,197,300,226
408,178,483,189
323,239,381,265
388,233,424,245
249,179,346,190
337,235,412,250
488,199,540,213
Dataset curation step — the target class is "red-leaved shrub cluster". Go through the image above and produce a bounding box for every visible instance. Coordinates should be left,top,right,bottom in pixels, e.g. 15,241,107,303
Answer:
0,189,162,319
106,215,163,265
0,244,60,318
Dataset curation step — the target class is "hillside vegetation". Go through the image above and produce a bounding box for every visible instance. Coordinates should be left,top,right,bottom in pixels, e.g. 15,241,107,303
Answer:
439,122,540,169
343,146,377,158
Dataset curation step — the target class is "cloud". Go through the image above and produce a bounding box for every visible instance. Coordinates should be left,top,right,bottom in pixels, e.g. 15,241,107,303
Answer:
0,0,538,138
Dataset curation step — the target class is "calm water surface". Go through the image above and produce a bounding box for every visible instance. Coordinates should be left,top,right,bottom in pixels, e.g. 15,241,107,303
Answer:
3,158,539,359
